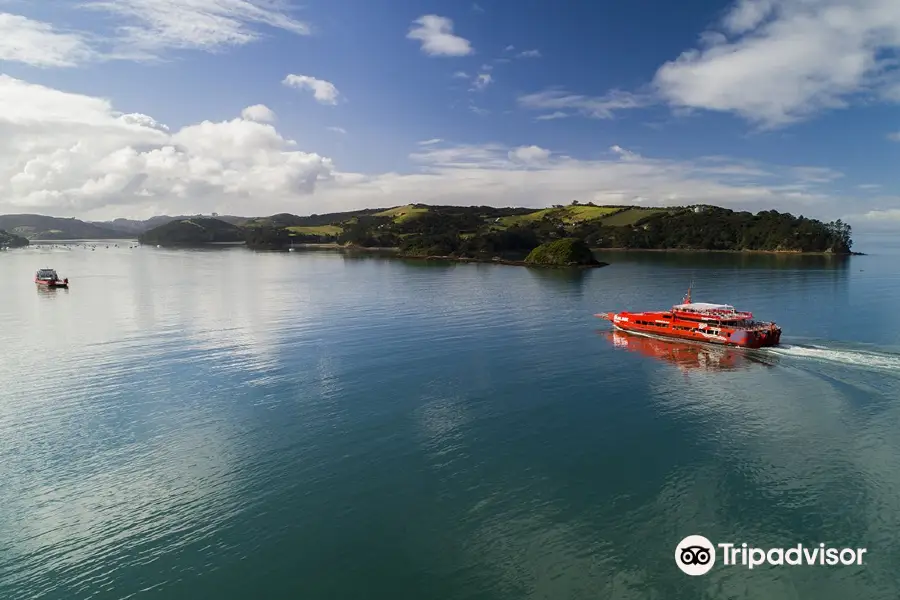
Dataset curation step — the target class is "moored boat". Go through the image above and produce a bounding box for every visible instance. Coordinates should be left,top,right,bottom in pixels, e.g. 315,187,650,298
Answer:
595,285,781,348
34,268,69,288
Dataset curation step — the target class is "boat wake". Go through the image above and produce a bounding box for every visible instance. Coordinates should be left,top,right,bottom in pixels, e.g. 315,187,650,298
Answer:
764,343,900,373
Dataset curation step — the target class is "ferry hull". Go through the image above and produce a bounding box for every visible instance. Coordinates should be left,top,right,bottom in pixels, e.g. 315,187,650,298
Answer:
35,279,68,288
596,312,781,349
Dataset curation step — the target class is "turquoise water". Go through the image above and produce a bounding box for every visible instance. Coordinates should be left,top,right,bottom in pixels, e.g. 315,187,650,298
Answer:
1,237,899,599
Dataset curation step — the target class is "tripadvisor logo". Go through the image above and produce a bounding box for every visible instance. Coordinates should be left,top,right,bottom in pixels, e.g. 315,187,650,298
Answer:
675,535,867,576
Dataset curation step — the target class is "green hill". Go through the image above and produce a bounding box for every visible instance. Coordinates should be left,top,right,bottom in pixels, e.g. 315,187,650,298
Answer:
0,214,131,240
256,202,852,256
525,238,601,266
0,229,29,248
45,202,854,256
138,218,245,245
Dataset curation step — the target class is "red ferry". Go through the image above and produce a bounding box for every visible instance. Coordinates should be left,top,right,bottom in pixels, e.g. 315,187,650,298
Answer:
35,268,69,288
595,285,781,349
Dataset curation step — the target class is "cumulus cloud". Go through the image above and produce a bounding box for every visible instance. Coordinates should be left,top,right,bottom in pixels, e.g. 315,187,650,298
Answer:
0,13,95,67
508,145,551,164
0,75,894,228
241,104,276,123
328,143,879,224
518,88,649,120
407,15,473,56
0,75,332,218
610,145,640,161
282,74,340,105
841,206,900,231
653,0,900,127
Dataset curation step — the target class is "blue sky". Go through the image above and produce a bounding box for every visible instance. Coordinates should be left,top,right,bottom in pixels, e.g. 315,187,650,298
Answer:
1,0,899,228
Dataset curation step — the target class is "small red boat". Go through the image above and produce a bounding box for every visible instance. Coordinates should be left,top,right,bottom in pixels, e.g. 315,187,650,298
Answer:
595,284,781,349
35,268,69,288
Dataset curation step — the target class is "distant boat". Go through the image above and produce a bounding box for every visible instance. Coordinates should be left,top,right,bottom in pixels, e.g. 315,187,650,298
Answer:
595,284,781,348
34,268,68,288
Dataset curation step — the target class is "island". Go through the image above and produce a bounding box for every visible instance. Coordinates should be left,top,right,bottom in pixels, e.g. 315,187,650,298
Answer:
0,229,29,248
525,238,605,267
7,202,855,266
233,203,855,256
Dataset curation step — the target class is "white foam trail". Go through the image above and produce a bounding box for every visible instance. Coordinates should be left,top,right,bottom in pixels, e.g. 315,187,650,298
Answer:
767,344,900,372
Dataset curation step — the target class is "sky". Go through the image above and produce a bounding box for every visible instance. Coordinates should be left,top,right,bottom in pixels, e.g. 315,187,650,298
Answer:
1,0,899,230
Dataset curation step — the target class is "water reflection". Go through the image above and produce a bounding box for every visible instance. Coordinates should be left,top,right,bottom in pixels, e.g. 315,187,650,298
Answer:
600,329,776,371
591,249,853,270
525,266,590,293
36,286,69,298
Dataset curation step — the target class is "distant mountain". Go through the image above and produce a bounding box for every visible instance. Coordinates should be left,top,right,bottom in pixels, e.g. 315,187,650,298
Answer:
92,214,249,234
0,229,29,247
137,217,245,245
0,214,131,240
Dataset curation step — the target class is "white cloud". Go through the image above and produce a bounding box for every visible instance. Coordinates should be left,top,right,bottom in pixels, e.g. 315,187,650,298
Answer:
517,49,541,58
842,206,900,231
332,142,876,224
407,15,473,57
241,104,275,123
653,0,900,128
282,74,340,105
888,131,900,141
610,145,641,161
472,3,485,14
418,138,443,145
327,126,347,135
81,0,311,55
534,111,569,121
518,88,649,119
508,145,551,164
859,208,900,221
0,75,332,218
858,183,882,190
0,13,95,67
471,73,492,91
504,45,515,52
452,71,469,79
0,75,893,228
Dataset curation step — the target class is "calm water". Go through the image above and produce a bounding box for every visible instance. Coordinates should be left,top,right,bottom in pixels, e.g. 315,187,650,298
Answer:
2,237,900,600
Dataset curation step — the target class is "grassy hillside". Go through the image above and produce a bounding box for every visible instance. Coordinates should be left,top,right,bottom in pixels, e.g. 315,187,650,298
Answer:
106,202,857,256
374,205,429,223
94,215,248,233
138,218,245,245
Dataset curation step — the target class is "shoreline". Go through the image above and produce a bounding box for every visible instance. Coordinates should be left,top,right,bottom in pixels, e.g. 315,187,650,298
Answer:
591,247,865,256
397,255,609,269
287,244,607,268
291,243,864,257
